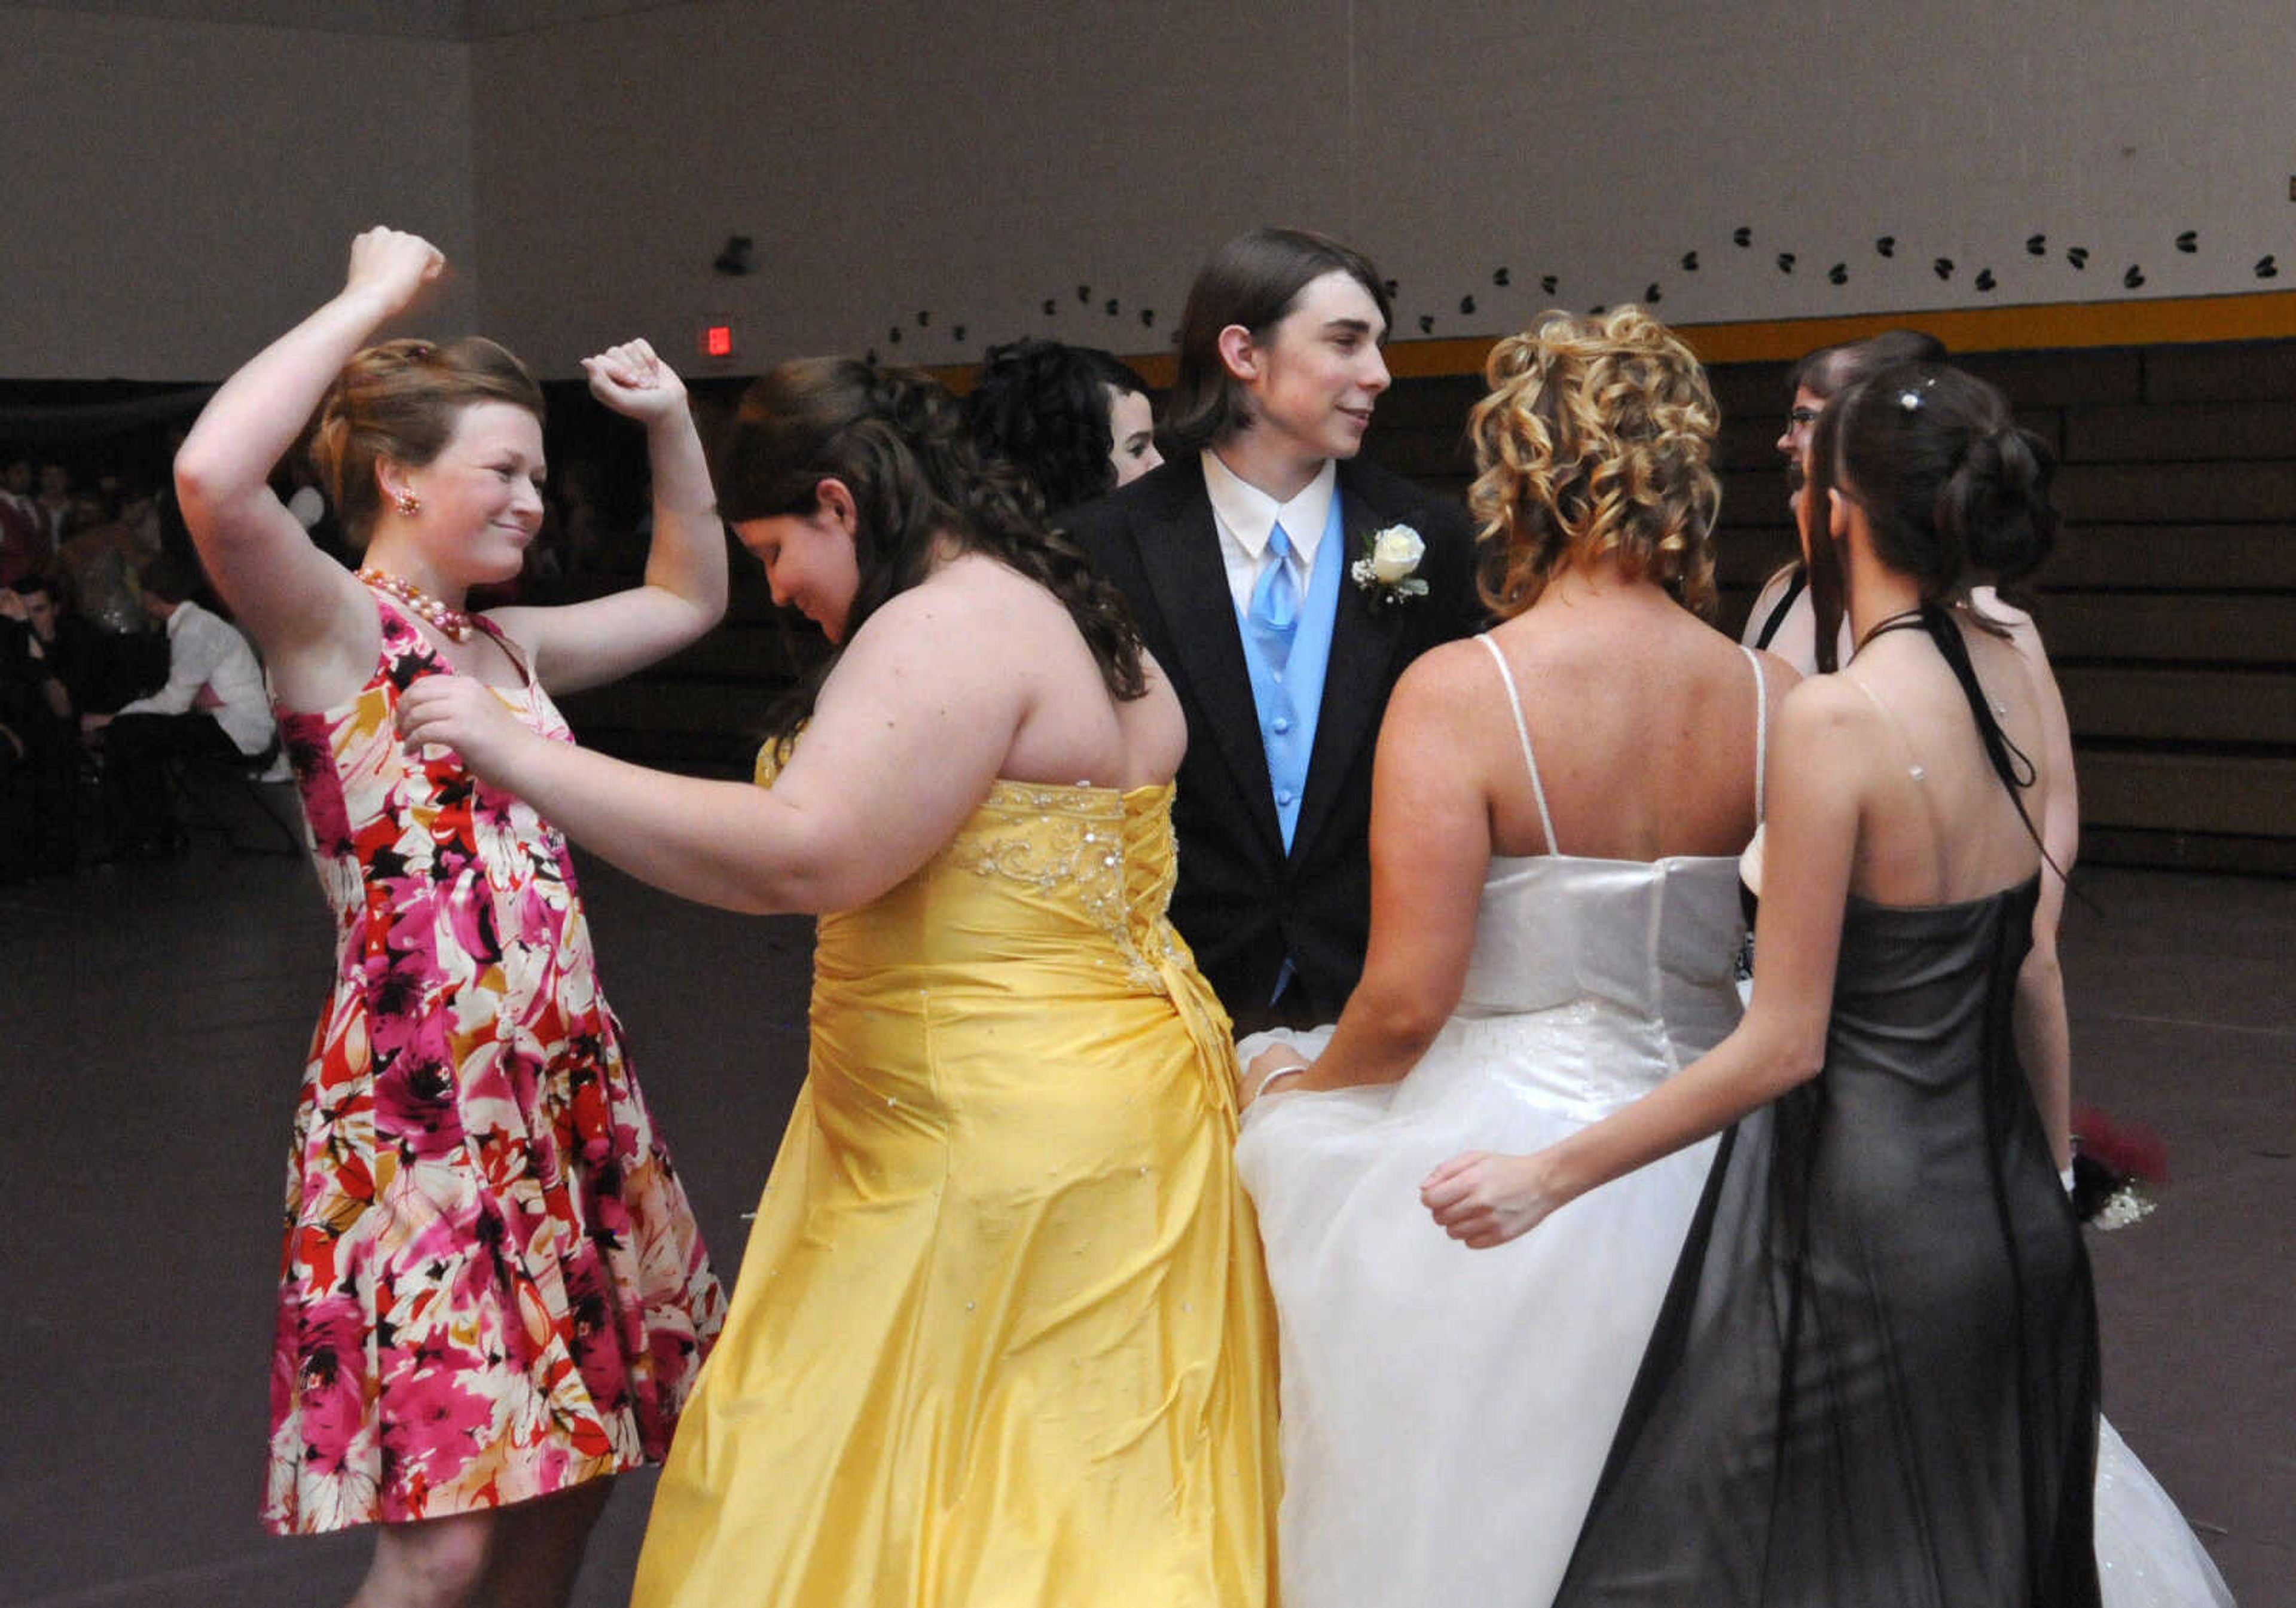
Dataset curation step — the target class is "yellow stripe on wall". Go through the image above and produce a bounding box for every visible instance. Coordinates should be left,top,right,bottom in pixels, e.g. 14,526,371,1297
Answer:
1674,289,2296,365
932,289,2296,389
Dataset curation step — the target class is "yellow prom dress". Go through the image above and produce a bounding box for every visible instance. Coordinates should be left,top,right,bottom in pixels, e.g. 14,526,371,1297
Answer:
631,776,1280,1607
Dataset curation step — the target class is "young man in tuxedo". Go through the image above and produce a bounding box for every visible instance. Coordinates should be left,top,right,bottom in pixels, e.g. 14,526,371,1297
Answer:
1065,227,1482,1033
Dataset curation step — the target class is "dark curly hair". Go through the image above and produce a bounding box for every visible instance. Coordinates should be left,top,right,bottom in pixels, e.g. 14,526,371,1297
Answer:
963,340,1152,514
722,358,1150,750
1802,361,2057,670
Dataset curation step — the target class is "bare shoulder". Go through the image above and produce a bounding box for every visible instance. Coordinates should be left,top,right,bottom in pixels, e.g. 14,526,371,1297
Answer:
1968,585,2035,638
1960,606,2044,684
1376,638,1513,790
860,556,1040,641
931,552,1075,623
1775,670,1873,744
1751,646,1804,699
1393,634,1503,725
835,562,1018,686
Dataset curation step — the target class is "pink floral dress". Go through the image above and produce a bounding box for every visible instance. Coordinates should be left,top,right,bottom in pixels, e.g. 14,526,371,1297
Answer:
263,594,725,1534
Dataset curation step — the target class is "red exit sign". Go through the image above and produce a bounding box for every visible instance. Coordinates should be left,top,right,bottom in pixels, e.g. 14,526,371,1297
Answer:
698,323,735,360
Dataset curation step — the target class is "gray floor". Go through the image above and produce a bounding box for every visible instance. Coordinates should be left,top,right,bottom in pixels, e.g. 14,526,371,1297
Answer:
2,849,2286,1606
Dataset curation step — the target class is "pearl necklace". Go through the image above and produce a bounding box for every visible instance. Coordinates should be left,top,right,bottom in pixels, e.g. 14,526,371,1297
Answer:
357,568,475,640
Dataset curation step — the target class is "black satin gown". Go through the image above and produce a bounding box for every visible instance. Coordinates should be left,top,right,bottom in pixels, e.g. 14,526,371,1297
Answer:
1554,868,2102,1606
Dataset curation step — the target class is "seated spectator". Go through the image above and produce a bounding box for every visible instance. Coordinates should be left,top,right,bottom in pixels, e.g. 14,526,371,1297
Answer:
0,577,81,876
0,579,74,724
963,338,1163,514
33,461,74,551
0,457,45,586
81,555,277,858
59,487,161,635
39,564,157,715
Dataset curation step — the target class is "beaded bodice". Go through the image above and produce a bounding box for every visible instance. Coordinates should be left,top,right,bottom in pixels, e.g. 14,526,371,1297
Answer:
808,779,1191,999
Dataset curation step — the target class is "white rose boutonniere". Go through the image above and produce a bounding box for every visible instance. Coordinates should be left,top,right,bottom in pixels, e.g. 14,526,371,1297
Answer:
1351,523,1428,607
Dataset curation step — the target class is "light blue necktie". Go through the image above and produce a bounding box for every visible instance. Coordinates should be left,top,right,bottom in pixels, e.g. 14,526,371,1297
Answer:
1247,521,1300,669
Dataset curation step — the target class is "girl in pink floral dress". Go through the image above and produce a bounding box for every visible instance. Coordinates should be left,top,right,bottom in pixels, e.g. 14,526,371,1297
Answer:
176,228,727,1608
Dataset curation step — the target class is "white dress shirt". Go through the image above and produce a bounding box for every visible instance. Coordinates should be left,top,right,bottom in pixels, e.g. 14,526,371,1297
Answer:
115,600,276,756
1202,450,1338,618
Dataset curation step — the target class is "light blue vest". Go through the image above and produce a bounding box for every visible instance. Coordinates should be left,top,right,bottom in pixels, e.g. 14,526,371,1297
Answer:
1236,494,1347,853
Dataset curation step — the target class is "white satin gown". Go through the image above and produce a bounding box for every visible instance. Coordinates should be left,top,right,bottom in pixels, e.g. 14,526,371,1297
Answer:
1234,637,1767,1608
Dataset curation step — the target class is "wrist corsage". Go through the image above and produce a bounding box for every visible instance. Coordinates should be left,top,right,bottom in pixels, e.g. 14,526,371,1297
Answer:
1351,523,1428,606
2069,1103,2166,1230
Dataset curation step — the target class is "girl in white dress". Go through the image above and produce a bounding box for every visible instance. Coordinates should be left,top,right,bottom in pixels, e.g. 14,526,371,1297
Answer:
1236,307,1795,1608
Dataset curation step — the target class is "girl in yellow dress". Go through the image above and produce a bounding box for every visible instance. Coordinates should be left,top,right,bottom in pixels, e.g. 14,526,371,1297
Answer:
399,358,1280,1607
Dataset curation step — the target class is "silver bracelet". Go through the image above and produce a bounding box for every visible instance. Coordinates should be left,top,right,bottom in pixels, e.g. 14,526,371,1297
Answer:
1254,1063,1309,1100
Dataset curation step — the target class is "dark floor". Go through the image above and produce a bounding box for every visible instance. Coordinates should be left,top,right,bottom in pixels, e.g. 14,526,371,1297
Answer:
2,845,2287,1607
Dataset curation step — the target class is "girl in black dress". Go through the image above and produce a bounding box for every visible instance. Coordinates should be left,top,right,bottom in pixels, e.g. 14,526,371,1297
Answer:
1422,362,2101,1606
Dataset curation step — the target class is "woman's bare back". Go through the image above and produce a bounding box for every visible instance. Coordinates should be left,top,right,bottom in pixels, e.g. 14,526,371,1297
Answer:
1467,579,1794,863
1831,613,2051,908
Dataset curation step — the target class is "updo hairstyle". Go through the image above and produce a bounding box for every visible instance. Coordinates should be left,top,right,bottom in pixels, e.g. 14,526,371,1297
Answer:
1791,327,1947,405
307,338,545,542
720,358,1149,747
963,340,1154,513
1467,306,1721,619
1802,362,2057,667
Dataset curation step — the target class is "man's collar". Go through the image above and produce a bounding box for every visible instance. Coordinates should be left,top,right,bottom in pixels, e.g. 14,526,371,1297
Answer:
1202,450,1337,561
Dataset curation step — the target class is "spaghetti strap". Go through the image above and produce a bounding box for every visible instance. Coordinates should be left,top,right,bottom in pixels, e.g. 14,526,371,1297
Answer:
1843,670,1950,889
1739,644,1767,823
467,613,539,689
1475,633,1559,855
364,581,539,691
1843,672,1924,781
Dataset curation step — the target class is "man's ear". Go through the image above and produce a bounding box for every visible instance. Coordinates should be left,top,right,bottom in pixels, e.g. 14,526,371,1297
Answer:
815,476,860,537
1216,324,1262,384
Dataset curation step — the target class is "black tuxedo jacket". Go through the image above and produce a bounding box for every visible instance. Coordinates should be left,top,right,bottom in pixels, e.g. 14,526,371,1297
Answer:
1065,454,1482,1032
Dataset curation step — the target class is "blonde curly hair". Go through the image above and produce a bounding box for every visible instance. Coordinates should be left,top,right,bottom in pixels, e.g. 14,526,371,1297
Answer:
1467,306,1721,619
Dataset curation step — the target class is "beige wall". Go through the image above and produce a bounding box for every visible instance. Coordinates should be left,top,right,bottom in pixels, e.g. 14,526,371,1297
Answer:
7,0,2292,379
0,7,477,378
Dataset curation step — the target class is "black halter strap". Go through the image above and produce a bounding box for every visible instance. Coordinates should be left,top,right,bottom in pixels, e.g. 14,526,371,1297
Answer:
1752,565,1808,652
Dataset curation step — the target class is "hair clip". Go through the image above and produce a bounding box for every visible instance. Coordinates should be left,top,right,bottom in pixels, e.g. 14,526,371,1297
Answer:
1898,389,1923,411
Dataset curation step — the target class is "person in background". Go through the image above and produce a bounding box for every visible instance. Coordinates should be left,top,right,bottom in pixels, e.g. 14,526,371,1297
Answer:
33,460,72,551
1742,329,1946,668
1064,226,1483,1033
0,457,45,585
0,577,81,876
962,337,1163,513
79,554,274,858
